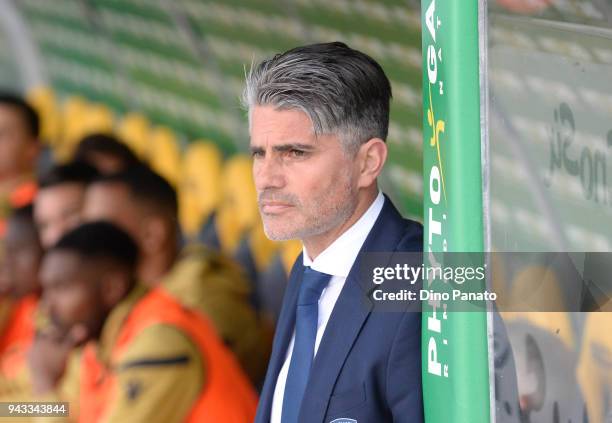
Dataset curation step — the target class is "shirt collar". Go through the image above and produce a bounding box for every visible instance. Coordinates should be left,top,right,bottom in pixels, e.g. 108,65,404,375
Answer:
303,191,384,278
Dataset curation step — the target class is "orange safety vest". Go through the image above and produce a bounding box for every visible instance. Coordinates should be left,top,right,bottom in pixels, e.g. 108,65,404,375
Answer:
79,288,258,423
0,294,38,377
9,181,37,209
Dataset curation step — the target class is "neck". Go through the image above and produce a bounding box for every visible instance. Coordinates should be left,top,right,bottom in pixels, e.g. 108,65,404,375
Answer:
303,187,379,260
138,248,177,287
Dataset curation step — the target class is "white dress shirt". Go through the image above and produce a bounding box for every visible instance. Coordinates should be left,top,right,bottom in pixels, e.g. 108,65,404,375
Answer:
270,191,384,423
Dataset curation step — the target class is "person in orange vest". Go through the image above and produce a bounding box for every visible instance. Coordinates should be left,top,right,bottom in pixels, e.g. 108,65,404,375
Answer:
0,162,98,400
0,206,43,395
0,163,97,402
0,94,39,369
28,221,257,422
83,165,271,387
0,93,40,239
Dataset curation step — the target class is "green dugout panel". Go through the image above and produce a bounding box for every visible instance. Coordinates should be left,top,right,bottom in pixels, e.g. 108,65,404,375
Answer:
421,1,490,422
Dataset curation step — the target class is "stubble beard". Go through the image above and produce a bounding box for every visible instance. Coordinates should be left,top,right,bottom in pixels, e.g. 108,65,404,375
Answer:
260,171,358,242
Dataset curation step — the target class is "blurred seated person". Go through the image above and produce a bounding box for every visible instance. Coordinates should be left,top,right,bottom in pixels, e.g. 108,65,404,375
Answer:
34,161,98,249
73,133,141,175
0,206,43,386
0,93,40,238
0,160,96,399
29,221,257,422
83,165,271,387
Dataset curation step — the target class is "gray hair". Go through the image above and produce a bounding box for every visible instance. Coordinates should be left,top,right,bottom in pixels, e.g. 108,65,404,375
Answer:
242,42,392,154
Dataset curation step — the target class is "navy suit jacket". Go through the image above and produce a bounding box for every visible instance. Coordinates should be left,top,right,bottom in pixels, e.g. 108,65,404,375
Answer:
255,196,424,423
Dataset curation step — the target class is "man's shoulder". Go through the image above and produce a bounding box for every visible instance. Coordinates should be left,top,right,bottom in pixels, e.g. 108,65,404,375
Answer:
371,195,423,252
395,217,423,252
163,245,251,304
119,323,202,367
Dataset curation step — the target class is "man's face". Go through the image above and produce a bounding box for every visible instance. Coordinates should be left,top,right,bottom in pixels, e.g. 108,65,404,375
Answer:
82,183,141,242
0,105,37,179
35,184,86,249
250,105,359,241
39,251,106,343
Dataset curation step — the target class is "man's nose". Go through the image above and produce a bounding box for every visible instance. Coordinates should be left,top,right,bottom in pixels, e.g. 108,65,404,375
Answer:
253,155,286,191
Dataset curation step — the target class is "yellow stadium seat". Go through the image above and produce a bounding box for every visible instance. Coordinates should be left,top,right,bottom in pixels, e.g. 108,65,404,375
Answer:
85,103,114,134
216,155,258,254
57,96,88,162
255,238,302,323
116,112,150,160
216,206,242,254
231,219,279,301
148,126,181,187
58,99,114,162
577,313,612,423
501,265,575,349
178,141,222,238
248,222,280,273
26,85,61,146
280,239,302,275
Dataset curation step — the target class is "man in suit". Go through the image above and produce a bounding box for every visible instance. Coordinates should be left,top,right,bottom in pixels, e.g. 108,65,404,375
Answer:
243,41,424,423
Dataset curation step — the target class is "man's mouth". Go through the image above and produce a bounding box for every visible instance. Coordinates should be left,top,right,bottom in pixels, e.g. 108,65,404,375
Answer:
259,201,294,214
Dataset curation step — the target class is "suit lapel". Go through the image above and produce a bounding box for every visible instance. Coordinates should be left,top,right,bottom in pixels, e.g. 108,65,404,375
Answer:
299,197,409,422
256,256,304,422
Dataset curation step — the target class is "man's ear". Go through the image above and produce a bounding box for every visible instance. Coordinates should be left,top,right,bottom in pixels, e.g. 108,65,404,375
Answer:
99,268,130,308
139,216,171,255
356,138,388,189
26,140,41,166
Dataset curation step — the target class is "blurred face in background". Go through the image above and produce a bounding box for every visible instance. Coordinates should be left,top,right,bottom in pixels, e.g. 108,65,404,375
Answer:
1,216,43,299
39,250,108,343
82,182,141,241
250,105,359,242
79,151,127,175
34,183,86,249
0,105,38,180
83,181,177,286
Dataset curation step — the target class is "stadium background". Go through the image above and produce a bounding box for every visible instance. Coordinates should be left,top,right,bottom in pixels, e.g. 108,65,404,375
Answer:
1,0,612,422
0,0,424,221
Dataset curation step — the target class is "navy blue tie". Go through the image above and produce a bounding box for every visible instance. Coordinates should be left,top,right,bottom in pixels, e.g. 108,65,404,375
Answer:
281,267,332,423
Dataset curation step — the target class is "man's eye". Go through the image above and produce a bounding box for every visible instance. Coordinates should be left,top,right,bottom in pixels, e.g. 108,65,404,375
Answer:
288,149,306,158
251,150,264,158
